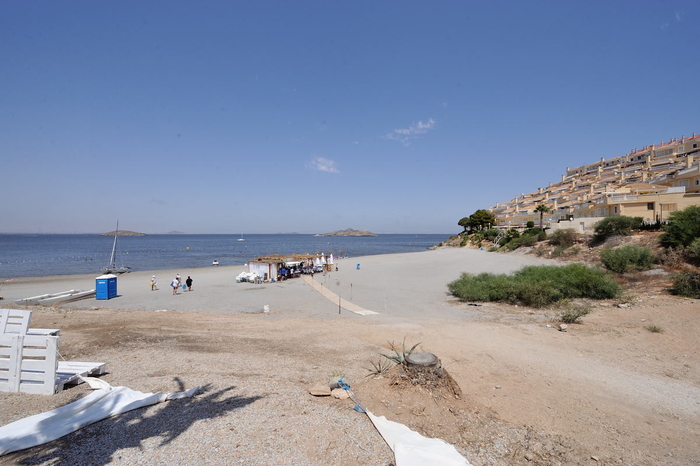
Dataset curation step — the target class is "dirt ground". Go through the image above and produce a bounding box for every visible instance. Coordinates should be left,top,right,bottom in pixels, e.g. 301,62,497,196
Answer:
1,246,699,465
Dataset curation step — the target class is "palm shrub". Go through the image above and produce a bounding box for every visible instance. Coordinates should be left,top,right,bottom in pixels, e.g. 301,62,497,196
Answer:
593,216,643,242
600,245,654,273
672,271,700,298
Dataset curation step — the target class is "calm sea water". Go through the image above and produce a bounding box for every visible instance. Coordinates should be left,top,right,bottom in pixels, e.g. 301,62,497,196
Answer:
0,234,450,278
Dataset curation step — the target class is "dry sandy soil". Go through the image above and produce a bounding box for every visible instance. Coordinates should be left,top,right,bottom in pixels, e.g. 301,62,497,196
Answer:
1,247,699,465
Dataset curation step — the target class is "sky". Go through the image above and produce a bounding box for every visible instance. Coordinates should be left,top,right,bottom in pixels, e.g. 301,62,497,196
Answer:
1,1,699,234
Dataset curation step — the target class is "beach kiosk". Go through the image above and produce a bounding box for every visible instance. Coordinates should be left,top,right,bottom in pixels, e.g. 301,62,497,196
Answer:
95,274,117,300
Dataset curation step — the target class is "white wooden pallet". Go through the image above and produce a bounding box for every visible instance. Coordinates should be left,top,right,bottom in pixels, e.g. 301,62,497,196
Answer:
0,329,105,395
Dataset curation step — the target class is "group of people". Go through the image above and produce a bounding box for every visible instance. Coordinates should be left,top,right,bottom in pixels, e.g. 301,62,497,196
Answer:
170,274,194,294
148,274,193,294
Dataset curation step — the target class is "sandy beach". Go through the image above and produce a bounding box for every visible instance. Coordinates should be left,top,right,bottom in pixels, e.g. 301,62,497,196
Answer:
1,247,699,465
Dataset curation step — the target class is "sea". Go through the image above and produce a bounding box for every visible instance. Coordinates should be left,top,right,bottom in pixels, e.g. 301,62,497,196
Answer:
0,234,451,278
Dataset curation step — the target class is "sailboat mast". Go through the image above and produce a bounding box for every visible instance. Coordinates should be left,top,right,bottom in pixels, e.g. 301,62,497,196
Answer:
109,221,119,267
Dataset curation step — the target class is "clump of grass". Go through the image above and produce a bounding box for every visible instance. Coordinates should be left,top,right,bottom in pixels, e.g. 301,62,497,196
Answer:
448,264,619,308
381,338,421,365
645,325,664,333
366,357,394,377
559,306,591,323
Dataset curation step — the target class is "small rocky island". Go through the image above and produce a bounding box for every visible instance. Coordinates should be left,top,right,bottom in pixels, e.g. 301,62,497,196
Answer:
100,230,146,237
319,228,379,237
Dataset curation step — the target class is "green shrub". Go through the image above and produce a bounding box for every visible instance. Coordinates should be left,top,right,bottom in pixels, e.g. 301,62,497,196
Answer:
459,235,468,247
505,238,522,250
526,221,535,228
672,271,700,298
559,306,591,323
483,228,500,239
549,229,577,247
523,227,542,237
660,206,700,248
687,238,700,264
520,235,538,247
447,264,619,307
552,245,567,256
600,245,654,274
644,325,664,333
593,216,643,242
538,230,548,241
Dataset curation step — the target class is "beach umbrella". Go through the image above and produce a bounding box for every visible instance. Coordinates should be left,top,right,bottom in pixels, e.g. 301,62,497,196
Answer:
329,254,334,264
321,254,326,265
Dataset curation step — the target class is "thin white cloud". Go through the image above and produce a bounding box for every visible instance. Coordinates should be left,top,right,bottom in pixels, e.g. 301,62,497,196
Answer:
310,157,340,173
660,22,669,30
676,12,681,22
385,118,437,146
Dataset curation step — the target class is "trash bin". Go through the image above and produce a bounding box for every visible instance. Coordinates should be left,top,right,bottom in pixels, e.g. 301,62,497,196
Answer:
96,274,117,300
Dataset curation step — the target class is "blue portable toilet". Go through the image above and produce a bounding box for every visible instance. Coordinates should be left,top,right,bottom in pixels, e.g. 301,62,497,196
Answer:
96,274,118,300
356,263,360,270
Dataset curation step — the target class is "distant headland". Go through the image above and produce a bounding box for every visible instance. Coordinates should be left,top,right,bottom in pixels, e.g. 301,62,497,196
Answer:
99,230,146,237
318,228,379,237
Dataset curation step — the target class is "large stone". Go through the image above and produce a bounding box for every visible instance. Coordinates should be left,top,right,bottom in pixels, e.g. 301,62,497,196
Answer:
331,388,350,400
308,383,331,396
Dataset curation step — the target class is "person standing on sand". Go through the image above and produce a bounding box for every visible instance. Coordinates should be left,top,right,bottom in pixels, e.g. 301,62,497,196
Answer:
151,276,158,291
186,276,193,292
171,277,180,295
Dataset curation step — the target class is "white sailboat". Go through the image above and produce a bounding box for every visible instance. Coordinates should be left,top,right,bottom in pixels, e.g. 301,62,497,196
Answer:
102,221,131,274
238,233,245,242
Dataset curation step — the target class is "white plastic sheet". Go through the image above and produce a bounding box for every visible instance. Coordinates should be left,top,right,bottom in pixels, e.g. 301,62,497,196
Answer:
0,377,198,456
367,411,472,466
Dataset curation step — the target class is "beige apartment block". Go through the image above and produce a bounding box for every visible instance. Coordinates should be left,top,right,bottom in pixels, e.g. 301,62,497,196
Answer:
491,134,700,230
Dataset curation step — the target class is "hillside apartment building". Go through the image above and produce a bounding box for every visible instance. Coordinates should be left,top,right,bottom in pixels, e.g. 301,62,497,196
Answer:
490,133,700,232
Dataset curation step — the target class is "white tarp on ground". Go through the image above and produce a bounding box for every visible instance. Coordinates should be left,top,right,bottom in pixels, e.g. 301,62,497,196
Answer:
367,411,472,466
0,377,198,456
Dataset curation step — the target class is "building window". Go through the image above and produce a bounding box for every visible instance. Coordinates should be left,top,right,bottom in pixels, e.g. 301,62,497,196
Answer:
613,206,618,214
693,143,698,149
695,178,699,186
647,202,654,210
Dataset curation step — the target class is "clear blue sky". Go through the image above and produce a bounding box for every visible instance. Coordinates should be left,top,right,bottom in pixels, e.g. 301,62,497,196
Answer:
2,1,698,234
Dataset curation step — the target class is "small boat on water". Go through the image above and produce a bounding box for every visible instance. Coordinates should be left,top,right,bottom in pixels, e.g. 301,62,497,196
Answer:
212,260,219,266
238,234,245,242
102,221,131,274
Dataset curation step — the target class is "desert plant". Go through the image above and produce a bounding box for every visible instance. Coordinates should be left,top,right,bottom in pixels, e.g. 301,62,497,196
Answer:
552,245,567,257
366,357,395,377
549,229,577,247
600,245,654,274
655,247,686,268
644,325,664,333
672,271,700,298
381,338,421,365
593,216,643,242
559,306,591,323
659,206,700,248
686,238,700,264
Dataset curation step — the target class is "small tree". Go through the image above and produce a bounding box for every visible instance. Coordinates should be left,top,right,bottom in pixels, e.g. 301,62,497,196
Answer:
462,209,495,232
659,206,700,249
458,217,470,233
534,204,551,230
593,216,642,242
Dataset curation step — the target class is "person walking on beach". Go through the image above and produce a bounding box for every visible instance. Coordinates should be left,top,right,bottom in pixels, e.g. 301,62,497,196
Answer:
151,276,158,291
171,276,180,295
185,276,193,292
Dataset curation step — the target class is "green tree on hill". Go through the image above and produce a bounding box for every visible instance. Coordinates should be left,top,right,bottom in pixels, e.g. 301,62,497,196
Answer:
458,210,496,233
